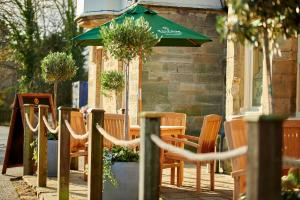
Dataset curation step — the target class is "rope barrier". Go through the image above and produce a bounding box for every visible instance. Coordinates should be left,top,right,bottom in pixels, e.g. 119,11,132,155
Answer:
151,135,247,161
25,113,39,133
64,120,89,140
282,156,300,168
96,124,140,147
42,116,59,134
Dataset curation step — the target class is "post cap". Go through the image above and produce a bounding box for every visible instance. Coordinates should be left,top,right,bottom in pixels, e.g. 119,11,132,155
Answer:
23,104,35,107
245,114,287,122
140,112,163,118
38,105,49,108
57,106,79,111
87,108,105,113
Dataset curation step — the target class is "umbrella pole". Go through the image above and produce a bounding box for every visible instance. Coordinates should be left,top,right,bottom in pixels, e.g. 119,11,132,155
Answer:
125,61,130,139
138,52,143,125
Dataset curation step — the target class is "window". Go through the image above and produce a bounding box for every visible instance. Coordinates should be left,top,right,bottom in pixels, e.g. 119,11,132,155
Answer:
243,43,263,113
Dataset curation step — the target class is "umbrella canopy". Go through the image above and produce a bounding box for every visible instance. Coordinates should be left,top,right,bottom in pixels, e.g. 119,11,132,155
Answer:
73,5,212,47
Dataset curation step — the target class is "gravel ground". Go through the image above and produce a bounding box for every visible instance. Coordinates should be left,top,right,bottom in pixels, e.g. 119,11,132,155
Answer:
11,178,37,200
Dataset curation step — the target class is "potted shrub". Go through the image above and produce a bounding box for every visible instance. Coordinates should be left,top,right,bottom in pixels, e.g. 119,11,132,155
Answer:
102,146,139,200
30,132,58,177
40,52,78,176
101,17,159,137
100,70,125,113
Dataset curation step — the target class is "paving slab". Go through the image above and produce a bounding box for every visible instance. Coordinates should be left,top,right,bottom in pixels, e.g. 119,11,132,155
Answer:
0,126,22,200
24,165,233,200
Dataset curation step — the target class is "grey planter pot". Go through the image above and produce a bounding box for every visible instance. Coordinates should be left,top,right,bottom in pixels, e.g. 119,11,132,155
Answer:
47,140,58,177
103,162,139,200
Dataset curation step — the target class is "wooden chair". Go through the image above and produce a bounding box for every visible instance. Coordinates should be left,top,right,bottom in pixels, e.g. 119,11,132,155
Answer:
103,114,125,148
69,111,88,158
282,119,300,172
69,112,125,178
163,114,222,192
160,112,187,186
224,119,247,200
224,118,300,200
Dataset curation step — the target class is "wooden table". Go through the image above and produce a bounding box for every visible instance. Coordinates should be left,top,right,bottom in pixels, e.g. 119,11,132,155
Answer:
129,125,186,186
129,125,185,138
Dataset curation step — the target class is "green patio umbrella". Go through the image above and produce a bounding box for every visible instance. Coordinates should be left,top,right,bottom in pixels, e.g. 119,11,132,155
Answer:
73,5,212,47
73,5,212,117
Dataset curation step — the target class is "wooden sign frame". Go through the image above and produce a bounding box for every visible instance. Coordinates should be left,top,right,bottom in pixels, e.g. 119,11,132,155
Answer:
2,93,56,174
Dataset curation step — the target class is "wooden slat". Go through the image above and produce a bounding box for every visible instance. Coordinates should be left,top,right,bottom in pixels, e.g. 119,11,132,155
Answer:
70,111,87,153
103,114,125,148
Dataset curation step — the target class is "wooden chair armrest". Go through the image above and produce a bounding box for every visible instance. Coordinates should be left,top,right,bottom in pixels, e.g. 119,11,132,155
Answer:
231,169,246,177
162,136,199,149
178,135,199,141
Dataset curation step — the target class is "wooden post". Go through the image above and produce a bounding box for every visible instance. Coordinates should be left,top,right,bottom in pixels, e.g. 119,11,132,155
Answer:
246,115,285,200
37,105,48,187
57,107,78,200
70,157,79,170
139,112,161,200
88,109,105,200
23,104,35,176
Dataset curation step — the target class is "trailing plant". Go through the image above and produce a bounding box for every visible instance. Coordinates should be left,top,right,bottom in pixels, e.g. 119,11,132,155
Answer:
85,146,139,187
100,70,125,113
41,52,78,110
101,16,160,137
104,146,139,187
30,139,38,165
30,133,58,165
240,168,300,200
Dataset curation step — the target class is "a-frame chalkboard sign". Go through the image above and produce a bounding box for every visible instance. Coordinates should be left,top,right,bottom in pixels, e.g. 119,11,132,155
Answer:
2,93,56,174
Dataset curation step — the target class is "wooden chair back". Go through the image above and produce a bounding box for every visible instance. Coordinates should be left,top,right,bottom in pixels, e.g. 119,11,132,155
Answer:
161,112,187,134
104,113,125,148
283,120,300,158
198,114,222,153
224,119,247,198
224,119,247,172
70,111,87,153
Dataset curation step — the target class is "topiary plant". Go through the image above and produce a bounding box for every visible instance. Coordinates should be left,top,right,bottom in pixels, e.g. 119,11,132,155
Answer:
101,16,160,137
41,52,78,110
100,70,125,113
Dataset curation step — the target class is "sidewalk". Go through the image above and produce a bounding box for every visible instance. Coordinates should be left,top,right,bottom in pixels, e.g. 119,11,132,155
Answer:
23,166,233,200
0,126,21,200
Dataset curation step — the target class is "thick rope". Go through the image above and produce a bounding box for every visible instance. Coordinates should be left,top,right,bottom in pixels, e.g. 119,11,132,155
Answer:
42,116,59,134
25,113,39,133
151,135,247,161
96,124,140,147
64,120,89,140
283,156,300,168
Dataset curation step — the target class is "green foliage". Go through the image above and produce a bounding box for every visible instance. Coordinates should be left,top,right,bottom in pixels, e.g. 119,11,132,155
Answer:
217,0,300,53
282,168,300,190
109,146,139,163
101,17,160,63
240,168,300,200
101,70,125,93
41,52,77,83
102,146,139,187
30,139,38,165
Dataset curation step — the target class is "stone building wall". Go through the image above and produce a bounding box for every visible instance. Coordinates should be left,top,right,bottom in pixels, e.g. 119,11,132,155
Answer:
86,6,227,133
141,6,226,132
225,38,298,118
272,38,297,115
